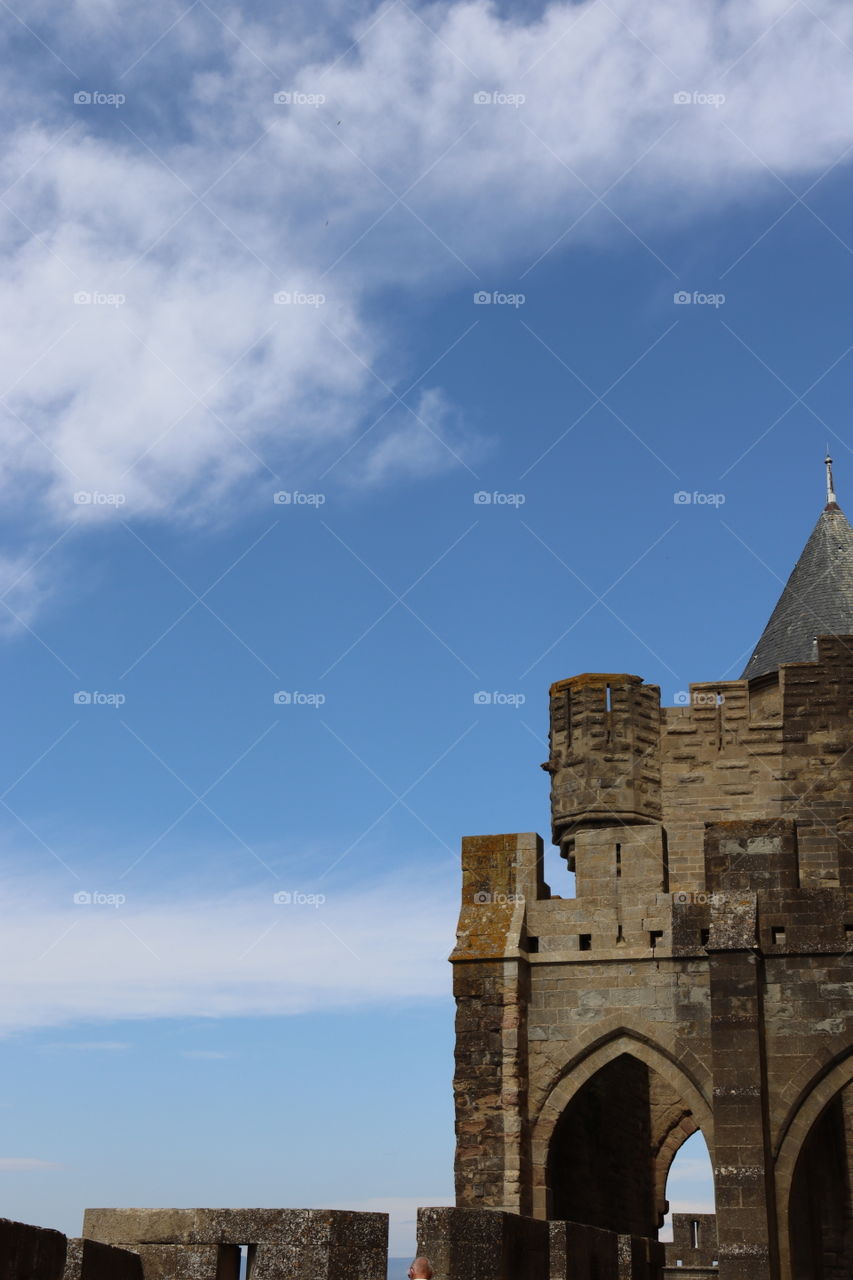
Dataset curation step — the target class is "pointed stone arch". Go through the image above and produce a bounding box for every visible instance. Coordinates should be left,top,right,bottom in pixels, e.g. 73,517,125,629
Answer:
530,1030,714,1222
774,1051,853,1280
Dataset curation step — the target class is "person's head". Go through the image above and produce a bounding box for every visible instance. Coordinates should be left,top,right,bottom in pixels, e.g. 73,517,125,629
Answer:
408,1258,433,1279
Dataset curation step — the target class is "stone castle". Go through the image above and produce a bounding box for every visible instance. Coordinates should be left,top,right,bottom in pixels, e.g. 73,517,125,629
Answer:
5,462,852,1279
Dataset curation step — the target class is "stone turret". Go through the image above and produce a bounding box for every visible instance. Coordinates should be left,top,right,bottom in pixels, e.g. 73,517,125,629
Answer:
544,673,662,866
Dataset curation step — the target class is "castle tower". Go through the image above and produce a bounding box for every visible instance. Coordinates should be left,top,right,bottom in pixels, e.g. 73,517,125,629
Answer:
451,461,853,1280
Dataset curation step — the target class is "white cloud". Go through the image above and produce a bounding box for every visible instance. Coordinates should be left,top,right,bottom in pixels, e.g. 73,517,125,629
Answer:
0,550,57,636
0,871,455,1033
40,1040,129,1051
0,1158,60,1171
346,388,484,487
2,0,853,532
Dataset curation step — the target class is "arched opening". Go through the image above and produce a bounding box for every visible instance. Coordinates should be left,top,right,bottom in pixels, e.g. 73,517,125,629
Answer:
788,1084,853,1279
660,1131,718,1268
547,1052,656,1236
546,1048,713,1243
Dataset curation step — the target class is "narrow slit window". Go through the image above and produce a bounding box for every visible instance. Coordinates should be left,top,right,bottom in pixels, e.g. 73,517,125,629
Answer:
690,1220,700,1249
579,933,592,951
615,843,622,879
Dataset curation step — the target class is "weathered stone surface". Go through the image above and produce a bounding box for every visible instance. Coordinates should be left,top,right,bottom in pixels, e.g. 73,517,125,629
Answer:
63,1239,143,1280
83,1211,387,1280
0,1218,66,1280
417,1207,548,1280
548,1219,618,1279
663,1213,718,1278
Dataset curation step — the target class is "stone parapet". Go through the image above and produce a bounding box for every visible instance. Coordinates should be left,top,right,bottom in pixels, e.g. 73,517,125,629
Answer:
63,1240,143,1280
417,1207,549,1280
83,1210,388,1280
0,1218,67,1280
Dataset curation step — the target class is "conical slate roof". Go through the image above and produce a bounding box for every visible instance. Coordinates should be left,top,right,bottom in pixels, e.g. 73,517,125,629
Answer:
741,496,853,681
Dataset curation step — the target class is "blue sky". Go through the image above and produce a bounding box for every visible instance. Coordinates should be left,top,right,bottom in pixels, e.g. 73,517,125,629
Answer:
2,0,853,1259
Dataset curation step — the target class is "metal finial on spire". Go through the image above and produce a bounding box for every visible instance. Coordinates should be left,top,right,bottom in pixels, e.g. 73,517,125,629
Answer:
825,450,837,506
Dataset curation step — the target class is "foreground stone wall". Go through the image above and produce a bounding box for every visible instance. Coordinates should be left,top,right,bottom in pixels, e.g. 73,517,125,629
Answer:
63,1240,143,1280
0,1218,141,1280
83,1209,388,1280
0,1218,66,1280
416,1207,664,1280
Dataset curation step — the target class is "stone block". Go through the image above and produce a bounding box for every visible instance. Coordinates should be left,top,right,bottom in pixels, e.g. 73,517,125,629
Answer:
63,1240,143,1280
548,1219,618,1279
617,1233,666,1278
83,1211,387,1280
0,1218,67,1280
417,1207,548,1280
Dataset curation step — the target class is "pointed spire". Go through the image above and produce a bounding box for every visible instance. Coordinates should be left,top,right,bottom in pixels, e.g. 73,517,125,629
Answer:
826,449,838,508
741,457,853,680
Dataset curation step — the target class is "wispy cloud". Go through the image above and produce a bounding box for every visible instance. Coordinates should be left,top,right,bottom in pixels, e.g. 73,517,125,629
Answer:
0,870,455,1033
41,1040,130,1051
1,0,852,535
0,1157,61,1171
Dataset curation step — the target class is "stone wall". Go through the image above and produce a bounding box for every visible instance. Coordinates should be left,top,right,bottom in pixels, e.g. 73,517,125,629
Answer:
416,1206,663,1280
83,1209,388,1280
663,1213,718,1278
0,1218,66,1280
0,1218,141,1280
63,1241,143,1280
